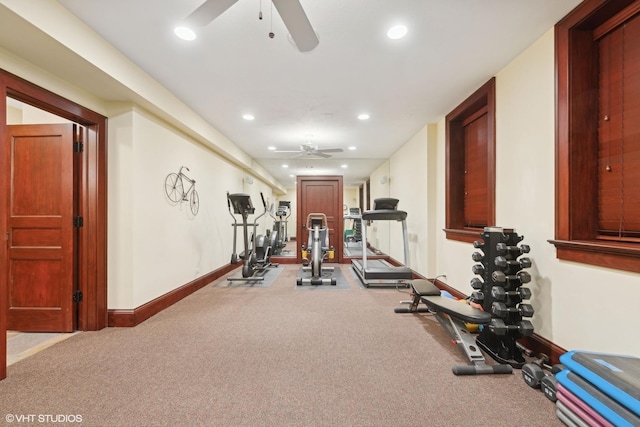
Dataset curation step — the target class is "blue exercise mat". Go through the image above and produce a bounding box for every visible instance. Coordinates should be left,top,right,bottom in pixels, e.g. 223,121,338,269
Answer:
560,350,640,417
556,370,639,427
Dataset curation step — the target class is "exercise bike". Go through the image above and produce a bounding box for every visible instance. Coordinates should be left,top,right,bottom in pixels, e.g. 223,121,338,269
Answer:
227,192,277,282
296,213,336,286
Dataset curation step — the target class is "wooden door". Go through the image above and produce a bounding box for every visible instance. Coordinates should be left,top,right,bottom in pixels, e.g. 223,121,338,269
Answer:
296,176,343,263
6,124,77,332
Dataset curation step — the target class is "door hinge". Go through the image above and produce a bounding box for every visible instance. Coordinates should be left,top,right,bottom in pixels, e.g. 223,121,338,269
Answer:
73,216,84,227
73,141,84,153
73,290,83,303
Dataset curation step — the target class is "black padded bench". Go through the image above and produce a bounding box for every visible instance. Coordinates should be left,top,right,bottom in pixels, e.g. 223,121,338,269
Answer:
395,279,512,375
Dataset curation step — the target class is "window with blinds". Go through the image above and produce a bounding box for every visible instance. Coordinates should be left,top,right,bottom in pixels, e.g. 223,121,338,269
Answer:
464,108,489,228
597,13,640,241
445,78,495,243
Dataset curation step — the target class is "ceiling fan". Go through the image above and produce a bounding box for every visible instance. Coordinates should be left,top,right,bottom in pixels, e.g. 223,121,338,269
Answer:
275,143,343,159
185,0,319,52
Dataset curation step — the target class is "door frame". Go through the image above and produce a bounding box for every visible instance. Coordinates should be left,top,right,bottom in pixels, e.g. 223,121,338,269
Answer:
0,69,108,380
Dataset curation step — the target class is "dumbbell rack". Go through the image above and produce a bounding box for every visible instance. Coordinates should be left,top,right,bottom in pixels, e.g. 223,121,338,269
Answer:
470,227,534,369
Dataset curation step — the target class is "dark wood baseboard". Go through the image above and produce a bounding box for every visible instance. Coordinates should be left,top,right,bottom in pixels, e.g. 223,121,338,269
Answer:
108,263,238,327
270,256,299,264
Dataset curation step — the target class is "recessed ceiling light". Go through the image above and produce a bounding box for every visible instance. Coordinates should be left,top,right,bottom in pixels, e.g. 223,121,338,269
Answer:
174,26,196,41
282,164,288,168
341,164,348,168
289,174,294,178
358,113,370,120
242,114,255,121
387,24,408,40
268,146,276,151
348,146,356,151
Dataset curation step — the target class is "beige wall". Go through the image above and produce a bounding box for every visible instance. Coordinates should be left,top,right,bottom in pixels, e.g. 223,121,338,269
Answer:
108,107,276,308
492,29,639,354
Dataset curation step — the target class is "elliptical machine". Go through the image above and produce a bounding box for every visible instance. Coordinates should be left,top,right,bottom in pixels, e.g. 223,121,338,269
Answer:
227,192,277,282
297,213,336,286
267,200,291,255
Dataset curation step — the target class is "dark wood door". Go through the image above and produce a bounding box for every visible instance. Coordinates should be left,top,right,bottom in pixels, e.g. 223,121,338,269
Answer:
296,176,343,263
6,124,76,332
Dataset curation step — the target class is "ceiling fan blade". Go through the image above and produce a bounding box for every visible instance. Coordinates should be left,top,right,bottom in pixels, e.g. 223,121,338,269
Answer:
185,0,239,27
313,152,331,159
317,148,343,153
273,150,302,153
272,0,319,52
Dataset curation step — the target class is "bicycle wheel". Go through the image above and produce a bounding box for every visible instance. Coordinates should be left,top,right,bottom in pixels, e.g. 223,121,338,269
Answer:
190,189,200,215
164,173,184,203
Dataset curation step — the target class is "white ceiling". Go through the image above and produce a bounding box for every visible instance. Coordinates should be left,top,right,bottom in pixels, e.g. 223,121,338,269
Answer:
55,0,581,188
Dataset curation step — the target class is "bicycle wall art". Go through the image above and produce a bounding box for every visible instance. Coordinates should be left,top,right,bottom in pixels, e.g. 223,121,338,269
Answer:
164,166,199,216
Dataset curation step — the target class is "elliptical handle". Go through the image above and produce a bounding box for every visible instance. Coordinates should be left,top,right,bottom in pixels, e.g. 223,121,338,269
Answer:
226,191,237,223
254,192,268,222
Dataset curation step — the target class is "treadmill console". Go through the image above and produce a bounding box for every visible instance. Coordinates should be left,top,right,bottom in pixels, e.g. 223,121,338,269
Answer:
373,198,399,210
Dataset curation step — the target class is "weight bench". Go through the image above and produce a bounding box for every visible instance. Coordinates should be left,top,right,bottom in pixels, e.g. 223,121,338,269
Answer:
395,279,513,375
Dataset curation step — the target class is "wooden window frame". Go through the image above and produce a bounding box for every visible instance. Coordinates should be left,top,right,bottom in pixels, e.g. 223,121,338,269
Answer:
444,78,496,243
550,0,640,273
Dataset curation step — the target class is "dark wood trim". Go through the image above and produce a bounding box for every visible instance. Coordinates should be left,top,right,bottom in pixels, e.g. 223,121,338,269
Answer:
594,1,640,39
445,78,496,243
108,263,238,327
549,239,640,273
0,69,108,380
0,91,5,380
443,228,483,244
553,0,640,273
519,334,567,366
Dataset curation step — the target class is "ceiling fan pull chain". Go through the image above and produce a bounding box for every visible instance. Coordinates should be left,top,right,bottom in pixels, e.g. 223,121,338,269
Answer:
268,0,275,39
258,0,262,20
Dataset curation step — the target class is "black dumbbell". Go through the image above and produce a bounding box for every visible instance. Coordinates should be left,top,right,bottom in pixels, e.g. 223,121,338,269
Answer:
470,277,484,290
495,256,532,269
522,363,546,388
496,243,530,256
491,286,532,301
471,291,484,302
541,375,558,402
519,320,534,336
491,302,534,318
492,270,531,284
523,361,564,402
473,240,485,249
489,318,534,336
472,264,485,276
472,251,484,262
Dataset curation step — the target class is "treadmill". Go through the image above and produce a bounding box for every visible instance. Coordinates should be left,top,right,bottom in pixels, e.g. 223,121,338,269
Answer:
351,198,413,287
